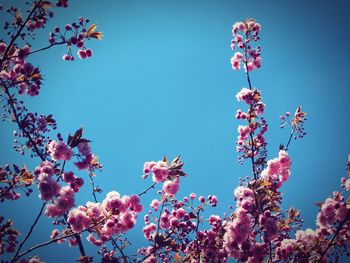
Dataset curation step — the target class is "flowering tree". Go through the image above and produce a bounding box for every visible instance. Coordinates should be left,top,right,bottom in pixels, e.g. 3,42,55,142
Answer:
0,1,350,262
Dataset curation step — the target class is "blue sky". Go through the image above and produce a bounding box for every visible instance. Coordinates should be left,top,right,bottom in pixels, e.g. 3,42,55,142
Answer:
1,0,350,261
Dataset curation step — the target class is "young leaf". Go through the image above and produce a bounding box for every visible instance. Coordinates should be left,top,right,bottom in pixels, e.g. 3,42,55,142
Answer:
87,24,97,35
40,1,53,9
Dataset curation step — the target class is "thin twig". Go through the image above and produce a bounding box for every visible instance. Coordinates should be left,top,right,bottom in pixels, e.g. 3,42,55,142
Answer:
285,126,295,152
14,218,106,261
0,0,43,68
138,182,157,197
6,41,66,59
11,201,47,262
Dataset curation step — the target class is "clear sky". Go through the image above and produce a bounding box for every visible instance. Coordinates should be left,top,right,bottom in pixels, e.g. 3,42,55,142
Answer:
1,0,350,262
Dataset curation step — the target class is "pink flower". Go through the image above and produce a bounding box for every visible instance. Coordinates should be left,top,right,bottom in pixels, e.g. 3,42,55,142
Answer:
77,141,91,156
77,49,87,59
44,186,75,218
26,84,39,96
151,161,169,183
47,140,73,161
238,125,251,140
67,207,92,233
199,196,205,203
62,54,74,61
62,171,76,183
74,153,94,170
150,199,160,211
236,88,253,104
37,173,60,201
231,52,243,70
162,178,180,196
50,229,59,239
0,42,6,54
85,49,92,57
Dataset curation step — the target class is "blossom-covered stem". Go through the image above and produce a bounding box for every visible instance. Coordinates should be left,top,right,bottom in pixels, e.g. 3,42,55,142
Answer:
11,202,47,262
0,0,43,67
12,161,66,262
2,82,46,160
2,62,87,263
317,210,350,262
87,177,127,261
138,182,157,197
7,41,66,60
3,73,88,260
244,47,258,179
243,41,253,91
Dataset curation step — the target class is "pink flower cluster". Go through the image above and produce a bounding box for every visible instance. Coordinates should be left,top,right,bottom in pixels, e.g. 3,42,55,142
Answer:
231,52,243,70
236,87,254,104
237,125,251,141
77,49,93,59
261,150,291,187
62,171,84,191
49,17,102,61
258,210,278,240
162,177,180,196
234,186,255,211
231,19,261,72
66,191,142,245
47,140,73,161
223,208,253,257
143,159,182,196
316,195,348,229
45,186,75,217
74,142,94,170
34,161,60,201
0,43,42,97
143,161,169,183
235,88,267,170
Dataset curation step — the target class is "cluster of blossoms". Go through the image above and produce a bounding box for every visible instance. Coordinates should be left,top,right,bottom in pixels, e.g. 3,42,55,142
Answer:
230,19,261,71
143,156,186,197
261,150,291,187
235,86,268,174
316,193,349,230
47,140,73,161
34,161,60,201
0,43,42,97
234,186,255,211
49,17,102,61
139,193,220,262
274,191,350,262
66,191,142,245
47,133,98,171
